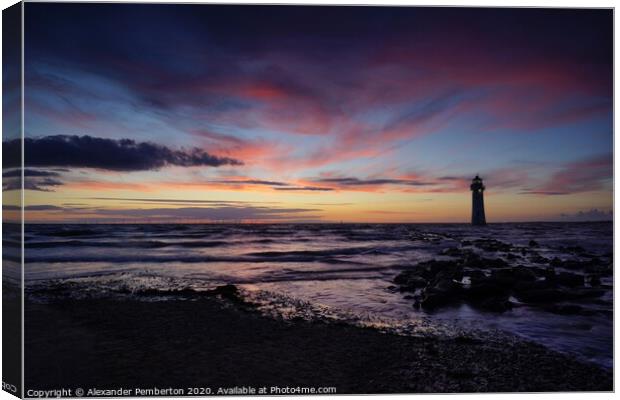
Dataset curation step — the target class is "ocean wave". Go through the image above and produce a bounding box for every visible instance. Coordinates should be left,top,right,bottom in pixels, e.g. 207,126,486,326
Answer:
24,254,367,264
26,239,228,249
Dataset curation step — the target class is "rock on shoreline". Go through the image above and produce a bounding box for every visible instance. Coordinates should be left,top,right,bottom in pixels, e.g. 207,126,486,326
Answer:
392,240,612,315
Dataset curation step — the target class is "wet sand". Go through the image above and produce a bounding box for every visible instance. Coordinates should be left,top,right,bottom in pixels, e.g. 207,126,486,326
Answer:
25,294,612,394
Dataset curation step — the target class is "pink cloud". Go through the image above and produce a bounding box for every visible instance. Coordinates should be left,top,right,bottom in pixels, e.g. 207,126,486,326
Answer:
522,153,612,195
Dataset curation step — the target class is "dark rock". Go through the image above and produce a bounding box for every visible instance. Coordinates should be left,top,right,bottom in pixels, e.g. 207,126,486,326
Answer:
475,296,513,312
394,270,426,285
393,274,407,285
466,270,487,285
394,259,468,295
512,266,538,281
489,269,516,287
463,253,508,269
488,266,536,288
205,284,240,301
432,278,461,292
420,292,443,309
465,281,510,300
420,279,462,309
432,264,464,283
471,238,513,252
529,254,549,264
555,272,584,287
427,260,461,278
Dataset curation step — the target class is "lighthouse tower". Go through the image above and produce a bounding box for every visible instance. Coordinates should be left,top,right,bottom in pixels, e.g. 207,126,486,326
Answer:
470,175,486,226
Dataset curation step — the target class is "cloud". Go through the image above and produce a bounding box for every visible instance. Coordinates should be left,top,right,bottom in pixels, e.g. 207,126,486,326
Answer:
282,175,443,192
274,186,334,192
24,205,66,211
315,177,433,187
3,168,61,178
521,153,612,195
211,179,290,187
2,168,65,192
18,5,613,209
3,135,242,171
89,197,279,205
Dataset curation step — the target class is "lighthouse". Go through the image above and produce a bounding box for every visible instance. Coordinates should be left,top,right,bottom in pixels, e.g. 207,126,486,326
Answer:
470,175,486,226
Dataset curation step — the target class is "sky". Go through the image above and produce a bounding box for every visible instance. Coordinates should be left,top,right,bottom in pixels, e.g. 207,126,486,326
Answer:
4,4,613,223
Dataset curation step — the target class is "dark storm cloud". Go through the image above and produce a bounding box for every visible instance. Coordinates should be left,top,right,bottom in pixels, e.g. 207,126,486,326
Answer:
3,168,62,178
24,5,612,136
3,135,242,171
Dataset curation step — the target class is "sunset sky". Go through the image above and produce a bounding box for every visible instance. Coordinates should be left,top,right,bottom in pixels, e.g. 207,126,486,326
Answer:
5,4,613,223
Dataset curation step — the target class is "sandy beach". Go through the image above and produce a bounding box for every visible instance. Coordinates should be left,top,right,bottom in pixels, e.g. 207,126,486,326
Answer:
24,289,612,394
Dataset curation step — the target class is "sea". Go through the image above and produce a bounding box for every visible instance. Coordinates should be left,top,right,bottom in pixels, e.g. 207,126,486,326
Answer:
11,222,613,368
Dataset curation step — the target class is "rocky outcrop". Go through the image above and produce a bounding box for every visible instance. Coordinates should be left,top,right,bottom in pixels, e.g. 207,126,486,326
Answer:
392,245,609,315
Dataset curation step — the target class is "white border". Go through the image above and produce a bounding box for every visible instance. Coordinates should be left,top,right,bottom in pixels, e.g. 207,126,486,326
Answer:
0,2,616,400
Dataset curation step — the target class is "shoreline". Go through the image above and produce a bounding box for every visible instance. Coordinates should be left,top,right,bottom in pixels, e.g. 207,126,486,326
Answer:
24,291,612,394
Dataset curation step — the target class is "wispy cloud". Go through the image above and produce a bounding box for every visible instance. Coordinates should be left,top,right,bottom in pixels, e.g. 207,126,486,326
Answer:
521,153,612,195
274,186,334,192
89,197,277,204
211,179,290,187
315,177,434,187
2,168,65,192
